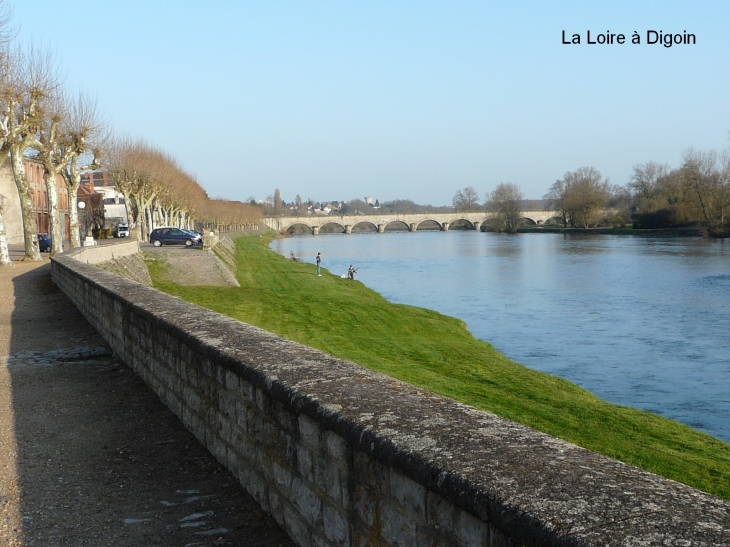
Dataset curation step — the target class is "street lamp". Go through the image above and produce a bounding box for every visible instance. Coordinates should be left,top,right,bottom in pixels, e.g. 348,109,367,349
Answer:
78,201,86,242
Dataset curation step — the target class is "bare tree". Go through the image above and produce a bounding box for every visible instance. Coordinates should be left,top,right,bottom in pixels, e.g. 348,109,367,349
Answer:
486,183,524,232
0,43,62,260
629,161,670,211
564,167,610,228
58,93,105,248
452,186,480,212
544,179,571,227
681,148,730,235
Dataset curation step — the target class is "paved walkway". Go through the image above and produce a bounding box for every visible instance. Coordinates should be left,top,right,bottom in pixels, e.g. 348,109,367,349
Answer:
0,251,294,546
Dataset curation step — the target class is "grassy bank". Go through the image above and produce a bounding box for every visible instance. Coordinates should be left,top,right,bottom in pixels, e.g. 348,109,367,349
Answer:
146,234,730,499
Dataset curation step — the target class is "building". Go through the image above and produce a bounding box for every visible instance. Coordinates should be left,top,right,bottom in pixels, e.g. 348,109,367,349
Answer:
0,158,70,244
80,171,128,227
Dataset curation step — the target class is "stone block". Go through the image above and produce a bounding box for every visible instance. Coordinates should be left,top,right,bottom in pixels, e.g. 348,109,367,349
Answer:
269,487,285,526
353,486,379,530
379,501,417,547
256,450,274,483
256,387,271,414
217,412,232,444
323,505,350,545
236,399,253,433
225,368,239,391
219,390,236,421
284,505,314,547
390,470,426,522
353,450,389,496
247,469,269,512
454,510,489,547
273,399,298,432
427,492,458,533
272,460,293,489
315,455,344,507
298,444,314,482
227,446,240,477
324,431,349,465
239,378,255,403
299,414,321,451
291,476,323,527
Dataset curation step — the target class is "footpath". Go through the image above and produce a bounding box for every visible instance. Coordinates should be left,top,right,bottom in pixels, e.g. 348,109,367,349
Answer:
0,250,294,546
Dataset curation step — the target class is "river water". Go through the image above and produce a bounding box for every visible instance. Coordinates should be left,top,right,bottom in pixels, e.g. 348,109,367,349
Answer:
271,232,730,443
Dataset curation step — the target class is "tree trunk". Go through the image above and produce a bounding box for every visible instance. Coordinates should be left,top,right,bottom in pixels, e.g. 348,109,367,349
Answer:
0,195,12,266
68,181,81,248
10,148,41,261
43,171,64,255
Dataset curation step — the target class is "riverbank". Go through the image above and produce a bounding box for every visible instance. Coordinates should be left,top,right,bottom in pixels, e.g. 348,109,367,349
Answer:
516,226,704,236
145,232,730,500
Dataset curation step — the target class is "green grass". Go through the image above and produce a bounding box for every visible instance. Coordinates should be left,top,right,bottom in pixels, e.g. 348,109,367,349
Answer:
146,233,730,500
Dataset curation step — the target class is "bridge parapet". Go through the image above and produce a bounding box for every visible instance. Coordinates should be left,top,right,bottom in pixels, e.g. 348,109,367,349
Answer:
263,210,559,234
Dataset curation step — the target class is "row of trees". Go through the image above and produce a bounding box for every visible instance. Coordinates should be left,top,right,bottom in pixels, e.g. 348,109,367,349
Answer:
453,147,730,237
0,25,104,263
629,149,730,236
106,140,261,241
0,5,262,266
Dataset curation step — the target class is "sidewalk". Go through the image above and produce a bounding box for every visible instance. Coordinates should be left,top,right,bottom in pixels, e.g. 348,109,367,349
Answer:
0,254,294,546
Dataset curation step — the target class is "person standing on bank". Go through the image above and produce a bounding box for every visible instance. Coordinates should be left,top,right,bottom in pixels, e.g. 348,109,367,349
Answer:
316,252,322,276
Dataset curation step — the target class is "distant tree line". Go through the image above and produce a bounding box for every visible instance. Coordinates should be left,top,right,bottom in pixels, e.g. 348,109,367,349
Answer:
450,146,730,237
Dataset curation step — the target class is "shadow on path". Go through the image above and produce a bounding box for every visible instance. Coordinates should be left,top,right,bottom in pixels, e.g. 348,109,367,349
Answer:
1,261,294,546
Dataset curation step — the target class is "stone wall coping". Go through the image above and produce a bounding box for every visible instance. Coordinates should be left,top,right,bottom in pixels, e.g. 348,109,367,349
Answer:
64,239,140,264
52,254,730,546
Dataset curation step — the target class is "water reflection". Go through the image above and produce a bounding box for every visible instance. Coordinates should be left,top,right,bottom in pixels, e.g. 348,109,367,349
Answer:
272,232,730,442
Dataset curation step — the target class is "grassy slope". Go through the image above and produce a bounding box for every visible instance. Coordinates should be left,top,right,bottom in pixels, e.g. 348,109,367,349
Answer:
146,234,730,499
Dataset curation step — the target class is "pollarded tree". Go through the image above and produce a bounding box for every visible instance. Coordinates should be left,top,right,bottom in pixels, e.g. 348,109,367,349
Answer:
0,43,61,260
453,186,480,212
487,183,524,233
58,93,105,248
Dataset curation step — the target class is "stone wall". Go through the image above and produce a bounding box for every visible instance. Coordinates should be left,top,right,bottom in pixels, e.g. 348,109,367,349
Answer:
69,239,140,264
51,251,730,547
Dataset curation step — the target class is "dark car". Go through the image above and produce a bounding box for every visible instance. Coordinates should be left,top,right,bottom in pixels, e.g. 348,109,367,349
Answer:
150,227,203,247
37,233,52,252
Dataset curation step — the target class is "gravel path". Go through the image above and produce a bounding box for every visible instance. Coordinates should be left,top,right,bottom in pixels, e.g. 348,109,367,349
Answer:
0,259,293,546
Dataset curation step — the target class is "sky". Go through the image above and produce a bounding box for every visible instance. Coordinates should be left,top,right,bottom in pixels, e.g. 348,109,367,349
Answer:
11,1,730,205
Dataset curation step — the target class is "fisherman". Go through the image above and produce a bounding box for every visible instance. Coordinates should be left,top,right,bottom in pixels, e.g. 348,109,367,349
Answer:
316,252,322,276
290,251,299,261
348,265,355,280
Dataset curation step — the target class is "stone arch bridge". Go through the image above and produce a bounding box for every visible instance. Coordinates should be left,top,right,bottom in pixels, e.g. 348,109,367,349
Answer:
263,210,559,234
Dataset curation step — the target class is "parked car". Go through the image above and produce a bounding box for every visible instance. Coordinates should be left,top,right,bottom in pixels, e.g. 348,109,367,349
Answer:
113,223,130,238
149,227,203,247
37,233,52,252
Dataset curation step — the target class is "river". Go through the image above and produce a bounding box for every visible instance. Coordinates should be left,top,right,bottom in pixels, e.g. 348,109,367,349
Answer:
271,232,730,443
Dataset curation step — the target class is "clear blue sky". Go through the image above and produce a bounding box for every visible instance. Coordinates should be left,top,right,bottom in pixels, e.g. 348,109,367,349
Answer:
12,1,730,205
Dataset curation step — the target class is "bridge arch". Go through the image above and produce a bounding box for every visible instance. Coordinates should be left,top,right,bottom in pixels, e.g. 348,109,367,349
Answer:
285,222,312,235
351,221,378,233
415,219,442,231
543,216,565,226
383,220,410,232
519,217,538,226
449,218,476,230
319,222,346,234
